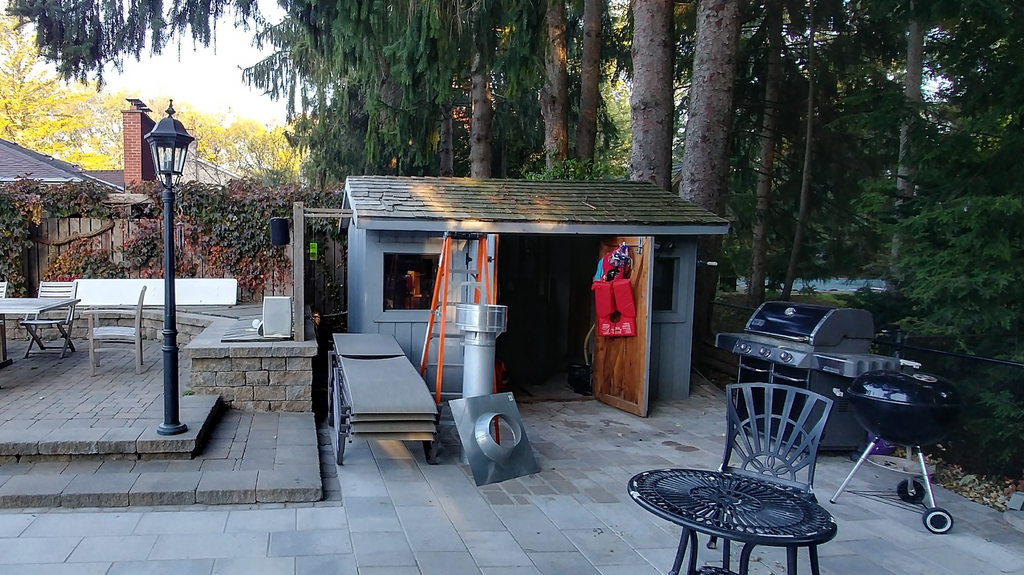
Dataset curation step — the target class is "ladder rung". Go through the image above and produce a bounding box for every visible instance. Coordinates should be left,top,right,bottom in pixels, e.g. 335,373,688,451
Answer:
426,332,463,339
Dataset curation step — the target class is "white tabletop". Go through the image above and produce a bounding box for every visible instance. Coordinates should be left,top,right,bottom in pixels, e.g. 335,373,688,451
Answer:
0,298,80,315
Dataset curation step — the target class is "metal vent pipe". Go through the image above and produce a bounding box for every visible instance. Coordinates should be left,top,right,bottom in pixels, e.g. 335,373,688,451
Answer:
455,304,508,398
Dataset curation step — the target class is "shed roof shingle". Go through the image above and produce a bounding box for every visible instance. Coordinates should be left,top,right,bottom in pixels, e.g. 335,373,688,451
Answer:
346,176,728,234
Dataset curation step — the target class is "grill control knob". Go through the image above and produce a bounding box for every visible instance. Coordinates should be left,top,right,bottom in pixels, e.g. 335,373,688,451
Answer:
779,351,794,363
738,343,752,353
758,347,771,358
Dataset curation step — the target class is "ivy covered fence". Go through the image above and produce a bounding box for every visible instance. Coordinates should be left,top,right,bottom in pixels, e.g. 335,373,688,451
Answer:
0,179,347,308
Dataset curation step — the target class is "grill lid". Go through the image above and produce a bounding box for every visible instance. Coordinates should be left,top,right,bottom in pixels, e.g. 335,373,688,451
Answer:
848,369,959,407
744,302,875,346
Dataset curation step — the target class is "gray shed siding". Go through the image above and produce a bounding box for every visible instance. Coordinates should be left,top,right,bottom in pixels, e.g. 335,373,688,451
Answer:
348,226,699,402
650,238,698,400
346,227,466,395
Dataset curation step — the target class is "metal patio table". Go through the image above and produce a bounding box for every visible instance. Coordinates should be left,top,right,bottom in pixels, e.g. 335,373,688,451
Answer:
628,469,837,575
0,298,80,370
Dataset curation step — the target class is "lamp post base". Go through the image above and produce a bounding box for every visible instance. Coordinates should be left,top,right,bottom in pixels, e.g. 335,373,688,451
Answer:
157,422,188,436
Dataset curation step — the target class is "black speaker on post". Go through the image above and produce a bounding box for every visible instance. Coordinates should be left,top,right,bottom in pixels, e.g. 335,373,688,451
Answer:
270,217,290,246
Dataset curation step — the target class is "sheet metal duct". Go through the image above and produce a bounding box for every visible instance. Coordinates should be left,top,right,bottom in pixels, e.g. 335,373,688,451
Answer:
455,304,507,398
450,392,540,486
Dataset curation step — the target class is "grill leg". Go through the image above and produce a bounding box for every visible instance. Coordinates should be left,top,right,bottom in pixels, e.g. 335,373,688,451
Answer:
830,438,878,504
915,446,937,508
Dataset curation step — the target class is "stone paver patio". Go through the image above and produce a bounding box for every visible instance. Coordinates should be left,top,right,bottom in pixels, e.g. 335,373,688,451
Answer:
0,339,323,506
0,349,1021,574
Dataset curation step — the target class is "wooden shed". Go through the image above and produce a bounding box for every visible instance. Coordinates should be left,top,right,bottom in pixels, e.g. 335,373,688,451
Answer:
344,176,728,417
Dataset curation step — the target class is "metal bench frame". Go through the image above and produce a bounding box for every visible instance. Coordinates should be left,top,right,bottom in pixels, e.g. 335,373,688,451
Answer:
328,350,440,465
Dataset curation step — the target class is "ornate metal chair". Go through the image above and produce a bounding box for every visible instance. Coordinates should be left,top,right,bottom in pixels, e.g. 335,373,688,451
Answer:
709,383,834,574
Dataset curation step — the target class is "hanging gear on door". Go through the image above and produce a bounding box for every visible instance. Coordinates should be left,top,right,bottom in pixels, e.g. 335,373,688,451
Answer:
592,242,636,337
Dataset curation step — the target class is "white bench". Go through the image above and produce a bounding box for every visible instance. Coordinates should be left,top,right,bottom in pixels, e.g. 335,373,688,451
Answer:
74,278,238,307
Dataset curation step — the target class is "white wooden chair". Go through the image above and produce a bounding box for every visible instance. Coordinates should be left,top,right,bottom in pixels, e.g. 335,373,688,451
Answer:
0,281,7,363
20,281,78,358
83,286,147,376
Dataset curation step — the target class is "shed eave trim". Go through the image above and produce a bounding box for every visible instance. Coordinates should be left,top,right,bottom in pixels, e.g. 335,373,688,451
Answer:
351,216,728,236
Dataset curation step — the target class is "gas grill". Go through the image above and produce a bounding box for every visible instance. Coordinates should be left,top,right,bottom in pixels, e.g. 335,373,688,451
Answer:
715,302,898,450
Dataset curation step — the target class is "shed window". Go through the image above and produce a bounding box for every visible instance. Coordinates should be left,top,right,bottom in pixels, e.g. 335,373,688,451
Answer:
653,257,677,312
384,253,439,310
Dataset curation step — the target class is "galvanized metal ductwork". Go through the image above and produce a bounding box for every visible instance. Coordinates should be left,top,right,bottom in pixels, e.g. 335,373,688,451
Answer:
455,303,507,398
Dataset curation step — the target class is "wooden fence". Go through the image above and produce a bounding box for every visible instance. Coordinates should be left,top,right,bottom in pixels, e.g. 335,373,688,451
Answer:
23,218,347,315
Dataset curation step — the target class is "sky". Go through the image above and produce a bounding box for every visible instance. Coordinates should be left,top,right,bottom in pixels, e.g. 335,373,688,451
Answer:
102,11,288,126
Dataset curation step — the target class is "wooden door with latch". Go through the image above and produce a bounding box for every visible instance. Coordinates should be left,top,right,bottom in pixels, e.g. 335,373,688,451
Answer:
591,236,653,417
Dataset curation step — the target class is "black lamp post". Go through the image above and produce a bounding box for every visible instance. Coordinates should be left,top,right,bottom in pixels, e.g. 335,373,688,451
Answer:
145,101,194,436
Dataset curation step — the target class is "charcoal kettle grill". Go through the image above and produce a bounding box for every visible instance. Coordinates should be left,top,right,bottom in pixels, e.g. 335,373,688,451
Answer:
829,362,961,534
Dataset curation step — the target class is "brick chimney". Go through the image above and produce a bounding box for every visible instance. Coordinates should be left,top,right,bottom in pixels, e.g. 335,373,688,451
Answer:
122,98,156,185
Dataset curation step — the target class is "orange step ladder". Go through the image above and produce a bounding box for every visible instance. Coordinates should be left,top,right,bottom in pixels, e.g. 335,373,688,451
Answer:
418,232,499,404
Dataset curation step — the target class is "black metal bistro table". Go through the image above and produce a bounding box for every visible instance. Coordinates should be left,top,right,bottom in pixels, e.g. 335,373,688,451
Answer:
628,469,837,575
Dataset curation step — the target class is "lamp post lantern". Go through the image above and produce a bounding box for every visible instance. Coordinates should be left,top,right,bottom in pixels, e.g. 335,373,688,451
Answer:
145,101,194,436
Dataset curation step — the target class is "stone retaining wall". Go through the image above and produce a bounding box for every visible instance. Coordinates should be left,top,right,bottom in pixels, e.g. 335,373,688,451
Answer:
183,319,318,412
4,309,215,345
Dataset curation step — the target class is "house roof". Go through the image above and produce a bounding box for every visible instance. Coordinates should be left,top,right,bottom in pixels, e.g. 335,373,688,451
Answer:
182,150,242,186
86,170,126,188
345,176,729,235
0,139,118,189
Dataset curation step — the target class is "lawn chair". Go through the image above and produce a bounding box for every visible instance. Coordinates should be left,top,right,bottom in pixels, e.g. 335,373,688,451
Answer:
0,281,7,364
709,383,834,574
20,281,78,358
83,286,146,376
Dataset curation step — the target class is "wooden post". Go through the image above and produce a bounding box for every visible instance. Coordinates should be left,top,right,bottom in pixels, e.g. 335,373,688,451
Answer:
293,202,305,342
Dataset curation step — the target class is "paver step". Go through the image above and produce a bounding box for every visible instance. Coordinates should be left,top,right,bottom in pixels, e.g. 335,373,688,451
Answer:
0,466,322,508
0,394,222,460
0,408,324,509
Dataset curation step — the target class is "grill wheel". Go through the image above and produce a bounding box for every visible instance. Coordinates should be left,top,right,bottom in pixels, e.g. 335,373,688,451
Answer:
924,507,954,534
897,479,926,504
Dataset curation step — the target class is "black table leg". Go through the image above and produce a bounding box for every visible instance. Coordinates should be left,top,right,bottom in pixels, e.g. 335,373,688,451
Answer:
668,527,690,575
787,546,798,574
809,545,822,575
738,543,756,575
686,530,699,575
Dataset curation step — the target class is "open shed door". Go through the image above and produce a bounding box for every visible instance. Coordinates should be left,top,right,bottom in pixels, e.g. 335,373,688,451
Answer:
592,236,653,416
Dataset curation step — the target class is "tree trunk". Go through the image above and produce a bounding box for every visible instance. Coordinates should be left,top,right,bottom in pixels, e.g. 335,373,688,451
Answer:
890,4,925,281
678,0,741,342
439,104,454,177
629,0,674,190
575,0,602,164
470,50,493,179
897,8,924,202
748,3,783,307
781,0,816,301
541,0,569,168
